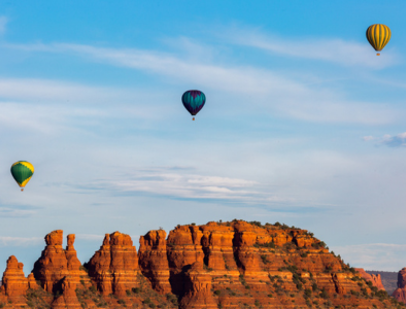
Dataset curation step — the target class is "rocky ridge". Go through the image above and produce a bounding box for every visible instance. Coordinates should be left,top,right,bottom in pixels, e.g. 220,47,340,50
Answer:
354,268,385,291
0,220,403,308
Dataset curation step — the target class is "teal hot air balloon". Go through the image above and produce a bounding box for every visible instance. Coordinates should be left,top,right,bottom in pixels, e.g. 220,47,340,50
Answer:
182,90,206,120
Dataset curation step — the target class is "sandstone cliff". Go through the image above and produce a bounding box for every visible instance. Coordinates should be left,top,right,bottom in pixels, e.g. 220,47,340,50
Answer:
0,221,403,308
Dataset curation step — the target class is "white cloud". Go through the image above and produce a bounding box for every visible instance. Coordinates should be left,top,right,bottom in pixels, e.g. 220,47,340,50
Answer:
64,168,296,205
0,236,43,247
364,132,406,147
0,17,7,35
4,42,400,125
0,78,175,135
331,243,406,272
222,27,398,69
362,136,375,141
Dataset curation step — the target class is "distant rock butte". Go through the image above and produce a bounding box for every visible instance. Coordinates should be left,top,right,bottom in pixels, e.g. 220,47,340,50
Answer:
0,221,400,308
354,268,385,290
392,267,406,304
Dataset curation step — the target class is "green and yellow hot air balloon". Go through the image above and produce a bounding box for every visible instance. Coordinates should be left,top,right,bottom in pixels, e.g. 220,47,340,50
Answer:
366,24,391,56
10,161,34,191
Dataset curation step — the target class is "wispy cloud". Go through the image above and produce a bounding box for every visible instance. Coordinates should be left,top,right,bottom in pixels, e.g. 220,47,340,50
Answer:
0,236,43,247
0,78,173,135
76,234,105,241
59,167,296,205
3,42,400,125
222,27,399,69
363,132,406,147
0,17,8,35
331,243,406,271
0,208,36,218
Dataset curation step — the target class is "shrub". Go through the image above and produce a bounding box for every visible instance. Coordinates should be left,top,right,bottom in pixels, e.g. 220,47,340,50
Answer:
260,254,270,264
132,287,140,294
254,242,275,249
304,288,312,298
143,298,152,305
89,286,97,293
320,288,329,299
249,221,262,227
349,267,356,274
214,290,221,295
126,289,131,296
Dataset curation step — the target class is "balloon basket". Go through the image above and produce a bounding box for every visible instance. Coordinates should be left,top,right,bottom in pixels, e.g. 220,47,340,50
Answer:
376,53,380,56
192,117,195,121
21,188,24,192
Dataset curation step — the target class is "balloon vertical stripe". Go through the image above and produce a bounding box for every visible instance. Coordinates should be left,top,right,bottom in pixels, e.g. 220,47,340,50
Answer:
366,24,391,52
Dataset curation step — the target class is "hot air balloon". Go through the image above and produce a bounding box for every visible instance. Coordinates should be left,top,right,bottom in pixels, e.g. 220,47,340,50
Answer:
182,90,206,121
366,24,391,56
10,161,34,191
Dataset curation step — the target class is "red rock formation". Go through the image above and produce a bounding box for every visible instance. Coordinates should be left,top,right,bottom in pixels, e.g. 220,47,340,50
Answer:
355,268,385,290
87,231,139,296
27,273,39,290
32,230,90,303
179,262,217,309
0,222,398,308
0,256,28,305
392,267,406,304
138,229,171,293
200,222,238,272
51,276,81,309
166,225,204,295
64,234,89,288
33,230,69,293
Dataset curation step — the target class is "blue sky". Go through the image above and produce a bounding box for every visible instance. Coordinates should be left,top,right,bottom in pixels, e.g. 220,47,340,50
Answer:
0,1,406,273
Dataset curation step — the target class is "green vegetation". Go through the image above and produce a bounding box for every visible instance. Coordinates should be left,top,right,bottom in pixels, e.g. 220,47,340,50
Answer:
254,241,275,249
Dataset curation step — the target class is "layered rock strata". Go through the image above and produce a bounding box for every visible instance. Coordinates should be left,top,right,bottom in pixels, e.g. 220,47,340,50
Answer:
0,221,399,308
0,256,29,305
87,231,139,296
138,229,171,293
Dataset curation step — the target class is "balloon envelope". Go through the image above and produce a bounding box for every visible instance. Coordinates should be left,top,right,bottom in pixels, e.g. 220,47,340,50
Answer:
182,90,206,116
10,161,34,189
366,24,391,52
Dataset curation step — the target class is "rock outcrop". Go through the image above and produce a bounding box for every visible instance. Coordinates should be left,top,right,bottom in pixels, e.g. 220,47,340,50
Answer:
138,229,171,294
87,231,139,296
392,267,406,304
179,262,217,309
355,268,385,290
0,256,28,305
51,276,81,309
32,230,69,293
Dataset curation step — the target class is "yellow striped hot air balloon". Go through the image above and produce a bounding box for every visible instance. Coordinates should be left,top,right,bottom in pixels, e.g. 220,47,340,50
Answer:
366,24,391,56
10,161,34,191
